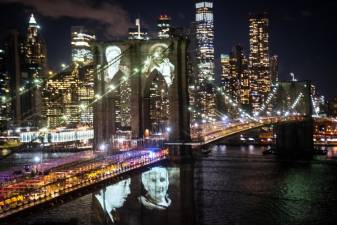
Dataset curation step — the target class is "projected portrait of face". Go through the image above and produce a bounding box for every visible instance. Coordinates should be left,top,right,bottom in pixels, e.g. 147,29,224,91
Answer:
139,167,171,210
105,46,122,82
156,58,175,87
95,178,131,223
147,44,174,87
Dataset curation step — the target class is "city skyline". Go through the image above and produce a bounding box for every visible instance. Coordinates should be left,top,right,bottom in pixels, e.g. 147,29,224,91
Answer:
0,0,336,101
1,1,337,223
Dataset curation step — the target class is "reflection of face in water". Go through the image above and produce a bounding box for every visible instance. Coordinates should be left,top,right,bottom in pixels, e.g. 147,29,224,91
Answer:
139,167,171,210
95,178,131,222
105,46,122,81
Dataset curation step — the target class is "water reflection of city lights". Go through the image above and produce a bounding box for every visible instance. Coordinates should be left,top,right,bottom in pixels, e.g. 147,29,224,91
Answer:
327,147,337,159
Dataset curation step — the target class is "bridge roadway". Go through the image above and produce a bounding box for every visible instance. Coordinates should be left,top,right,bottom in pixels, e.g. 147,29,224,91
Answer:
0,148,168,219
168,116,306,146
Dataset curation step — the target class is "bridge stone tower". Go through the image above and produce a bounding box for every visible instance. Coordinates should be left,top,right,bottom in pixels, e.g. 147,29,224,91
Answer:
274,81,314,156
93,38,190,149
274,81,313,116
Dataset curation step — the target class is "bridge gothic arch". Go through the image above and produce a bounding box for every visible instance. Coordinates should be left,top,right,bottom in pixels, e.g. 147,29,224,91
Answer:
143,69,170,134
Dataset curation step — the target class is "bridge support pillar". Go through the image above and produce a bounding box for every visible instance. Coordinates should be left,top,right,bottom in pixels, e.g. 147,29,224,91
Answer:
275,118,314,156
168,145,193,161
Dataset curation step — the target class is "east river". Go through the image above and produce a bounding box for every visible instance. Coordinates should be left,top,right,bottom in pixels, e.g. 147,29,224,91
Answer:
2,145,337,225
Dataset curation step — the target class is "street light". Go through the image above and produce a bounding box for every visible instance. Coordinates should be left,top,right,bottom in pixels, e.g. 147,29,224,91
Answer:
99,143,106,151
34,156,40,163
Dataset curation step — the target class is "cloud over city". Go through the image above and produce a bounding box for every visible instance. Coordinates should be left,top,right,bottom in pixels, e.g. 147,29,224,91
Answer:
0,0,131,37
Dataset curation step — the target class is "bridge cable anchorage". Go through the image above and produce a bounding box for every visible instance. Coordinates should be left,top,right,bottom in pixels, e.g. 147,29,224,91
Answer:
16,44,174,142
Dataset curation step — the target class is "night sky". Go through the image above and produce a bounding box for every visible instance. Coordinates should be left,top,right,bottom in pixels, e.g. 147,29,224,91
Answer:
0,0,336,99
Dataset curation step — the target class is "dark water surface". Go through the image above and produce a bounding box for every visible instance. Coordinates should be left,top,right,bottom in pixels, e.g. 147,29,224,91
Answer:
4,146,337,225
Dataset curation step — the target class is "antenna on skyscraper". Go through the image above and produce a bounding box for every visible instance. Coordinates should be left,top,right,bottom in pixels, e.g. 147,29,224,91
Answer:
290,73,297,82
135,18,141,39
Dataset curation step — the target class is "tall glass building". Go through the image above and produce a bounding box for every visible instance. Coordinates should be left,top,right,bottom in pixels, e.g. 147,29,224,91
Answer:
71,26,96,66
157,15,171,39
249,13,270,114
0,48,11,130
194,1,216,122
23,14,47,127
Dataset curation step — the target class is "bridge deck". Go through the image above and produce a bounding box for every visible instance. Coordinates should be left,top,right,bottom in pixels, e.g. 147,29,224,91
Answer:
167,116,306,146
0,148,168,219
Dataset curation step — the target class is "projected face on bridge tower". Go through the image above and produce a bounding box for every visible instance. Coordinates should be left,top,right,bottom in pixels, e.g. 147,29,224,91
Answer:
95,178,131,223
139,167,171,210
143,44,175,87
105,46,122,82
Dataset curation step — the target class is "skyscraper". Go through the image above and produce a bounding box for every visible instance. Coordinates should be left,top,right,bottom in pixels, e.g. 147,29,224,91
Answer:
78,65,95,126
194,1,216,122
270,55,279,83
71,26,96,66
232,45,251,109
22,14,47,126
42,66,80,128
220,54,230,88
221,45,251,116
24,14,47,66
128,18,150,40
249,13,270,114
0,48,11,130
3,29,24,126
157,15,171,39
